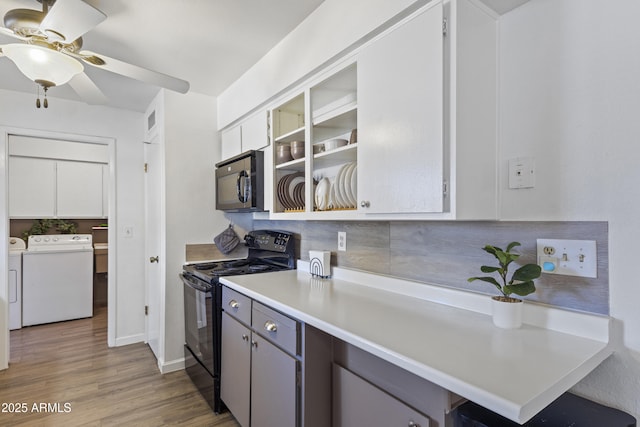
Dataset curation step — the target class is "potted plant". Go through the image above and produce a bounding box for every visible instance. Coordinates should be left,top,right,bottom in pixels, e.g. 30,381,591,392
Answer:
468,241,541,328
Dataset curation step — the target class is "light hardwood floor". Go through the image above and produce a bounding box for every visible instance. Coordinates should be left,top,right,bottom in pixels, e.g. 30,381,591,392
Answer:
0,306,240,427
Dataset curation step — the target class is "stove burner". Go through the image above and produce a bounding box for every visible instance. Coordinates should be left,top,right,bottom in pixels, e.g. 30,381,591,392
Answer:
194,262,218,270
223,259,251,268
212,266,244,275
248,264,272,272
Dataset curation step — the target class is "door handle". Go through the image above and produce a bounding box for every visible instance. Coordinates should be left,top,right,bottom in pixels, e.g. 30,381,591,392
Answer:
149,256,159,263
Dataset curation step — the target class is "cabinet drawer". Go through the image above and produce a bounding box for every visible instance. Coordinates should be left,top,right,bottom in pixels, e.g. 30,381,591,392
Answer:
222,287,252,325
333,364,430,427
252,301,300,356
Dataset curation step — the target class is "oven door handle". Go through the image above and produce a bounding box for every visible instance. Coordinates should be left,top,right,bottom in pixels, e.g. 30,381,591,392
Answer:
180,274,211,293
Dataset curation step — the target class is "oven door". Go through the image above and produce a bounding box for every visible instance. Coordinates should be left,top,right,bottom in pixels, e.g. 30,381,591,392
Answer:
182,273,215,375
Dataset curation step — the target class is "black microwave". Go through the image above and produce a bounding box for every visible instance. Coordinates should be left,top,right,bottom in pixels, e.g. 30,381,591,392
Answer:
215,150,264,212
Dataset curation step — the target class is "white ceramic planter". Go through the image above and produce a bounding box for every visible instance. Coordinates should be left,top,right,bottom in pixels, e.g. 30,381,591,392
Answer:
491,296,523,329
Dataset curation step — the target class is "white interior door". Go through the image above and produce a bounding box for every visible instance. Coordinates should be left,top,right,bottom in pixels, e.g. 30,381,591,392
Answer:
144,138,163,360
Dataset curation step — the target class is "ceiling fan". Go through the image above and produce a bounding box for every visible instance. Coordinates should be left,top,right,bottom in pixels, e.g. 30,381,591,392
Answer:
0,0,189,107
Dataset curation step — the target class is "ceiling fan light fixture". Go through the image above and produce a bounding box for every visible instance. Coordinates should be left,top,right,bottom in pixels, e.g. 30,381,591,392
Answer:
3,43,83,87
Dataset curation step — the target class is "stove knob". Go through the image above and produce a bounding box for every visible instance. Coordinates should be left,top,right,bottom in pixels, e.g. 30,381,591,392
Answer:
52,237,59,242
44,237,50,242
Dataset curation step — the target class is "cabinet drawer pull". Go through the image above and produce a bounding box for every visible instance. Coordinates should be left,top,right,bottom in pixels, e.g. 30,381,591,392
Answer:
408,422,419,427
242,334,249,341
264,320,278,332
360,200,370,208
251,340,258,348
229,299,239,309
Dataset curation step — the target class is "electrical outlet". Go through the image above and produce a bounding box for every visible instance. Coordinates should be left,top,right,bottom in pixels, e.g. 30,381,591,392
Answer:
536,239,597,278
543,246,555,255
338,231,346,252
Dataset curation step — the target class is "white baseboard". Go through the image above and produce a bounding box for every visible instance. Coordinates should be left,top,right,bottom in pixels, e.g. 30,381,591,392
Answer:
159,357,185,374
114,333,145,347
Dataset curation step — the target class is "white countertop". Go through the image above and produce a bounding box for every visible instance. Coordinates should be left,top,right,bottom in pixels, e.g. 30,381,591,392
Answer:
220,263,613,424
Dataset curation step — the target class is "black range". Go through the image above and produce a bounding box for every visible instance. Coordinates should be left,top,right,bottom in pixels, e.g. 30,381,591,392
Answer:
180,229,296,413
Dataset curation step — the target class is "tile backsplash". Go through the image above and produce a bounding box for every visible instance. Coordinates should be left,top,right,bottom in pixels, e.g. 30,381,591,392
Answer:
254,220,609,315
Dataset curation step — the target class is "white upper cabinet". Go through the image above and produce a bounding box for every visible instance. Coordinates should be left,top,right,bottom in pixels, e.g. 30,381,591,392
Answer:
56,161,105,218
8,136,109,219
221,0,499,220
9,157,106,218
445,0,499,219
242,110,270,152
221,124,242,160
357,2,444,214
8,157,56,218
221,110,270,161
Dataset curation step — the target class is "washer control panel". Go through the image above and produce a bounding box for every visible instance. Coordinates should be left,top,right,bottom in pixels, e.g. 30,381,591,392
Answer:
27,234,93,251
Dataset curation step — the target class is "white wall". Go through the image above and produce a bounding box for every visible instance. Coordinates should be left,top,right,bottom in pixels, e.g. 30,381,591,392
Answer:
0,88,147,354
163,90,223,366
499,0,640,418
217,0,429,128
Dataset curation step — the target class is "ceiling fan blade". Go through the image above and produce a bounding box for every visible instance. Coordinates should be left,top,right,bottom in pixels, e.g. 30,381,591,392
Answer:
79,50,190,94
40,0,106,43
68,72,108,105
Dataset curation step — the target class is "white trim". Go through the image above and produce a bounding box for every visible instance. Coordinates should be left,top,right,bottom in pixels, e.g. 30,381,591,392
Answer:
143,91,167,365
0,128,9,370
158,357,185,374
0,126,117,366
115,333,146,347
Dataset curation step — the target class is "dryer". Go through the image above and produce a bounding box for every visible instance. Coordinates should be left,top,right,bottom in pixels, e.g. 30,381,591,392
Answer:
8,236,26,330
22,234,94,326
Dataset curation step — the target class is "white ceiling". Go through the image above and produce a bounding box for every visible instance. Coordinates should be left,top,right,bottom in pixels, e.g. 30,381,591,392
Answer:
0,0,325,112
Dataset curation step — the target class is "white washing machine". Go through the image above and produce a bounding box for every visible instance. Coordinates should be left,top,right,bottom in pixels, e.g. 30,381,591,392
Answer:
8,236,26,330
22,234,94,326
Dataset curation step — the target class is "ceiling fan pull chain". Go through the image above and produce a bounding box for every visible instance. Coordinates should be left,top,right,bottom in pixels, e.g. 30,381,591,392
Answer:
35,84,50,109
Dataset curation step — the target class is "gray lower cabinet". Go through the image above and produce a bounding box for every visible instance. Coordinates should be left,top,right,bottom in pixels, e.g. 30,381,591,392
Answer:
251,333,298,427
221,311,251,427
333,364,430,427
221,287,300,427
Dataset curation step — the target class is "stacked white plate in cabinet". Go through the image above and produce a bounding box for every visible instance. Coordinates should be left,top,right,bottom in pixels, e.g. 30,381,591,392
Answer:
314,162,357,211
343,162,357,207
315,177,331,210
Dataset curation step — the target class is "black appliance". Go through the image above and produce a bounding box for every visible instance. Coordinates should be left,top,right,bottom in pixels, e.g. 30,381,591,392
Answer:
181,229,296,413
215,150,264,212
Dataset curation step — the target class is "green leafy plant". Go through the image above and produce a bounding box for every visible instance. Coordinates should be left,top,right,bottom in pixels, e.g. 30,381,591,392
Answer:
468,241,542,299
21,219,78,241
